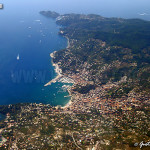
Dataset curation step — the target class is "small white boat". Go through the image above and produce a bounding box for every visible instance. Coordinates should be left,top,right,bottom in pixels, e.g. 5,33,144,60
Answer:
35,20,40,22
138,12,148,16
17,54,19,60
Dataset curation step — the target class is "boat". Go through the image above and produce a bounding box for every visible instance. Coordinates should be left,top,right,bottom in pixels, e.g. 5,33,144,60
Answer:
17,54,19,60
138,12,148,16
64,95,70,98
35,20,40,22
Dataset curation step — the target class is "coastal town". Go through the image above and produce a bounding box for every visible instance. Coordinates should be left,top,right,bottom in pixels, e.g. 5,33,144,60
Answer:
44,52,74,87
0,100,149,149
0,11,150,149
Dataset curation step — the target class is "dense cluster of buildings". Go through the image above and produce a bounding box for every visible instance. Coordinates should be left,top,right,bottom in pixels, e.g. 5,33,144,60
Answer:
0,87,149,149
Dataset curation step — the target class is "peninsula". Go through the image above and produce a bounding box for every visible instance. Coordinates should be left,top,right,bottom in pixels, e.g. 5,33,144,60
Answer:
0,11,149,149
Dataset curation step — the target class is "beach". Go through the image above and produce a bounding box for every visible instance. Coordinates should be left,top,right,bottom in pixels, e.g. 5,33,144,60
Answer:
44,35,71,87
66,36,70,49
44,51,62,86
44,37,74,108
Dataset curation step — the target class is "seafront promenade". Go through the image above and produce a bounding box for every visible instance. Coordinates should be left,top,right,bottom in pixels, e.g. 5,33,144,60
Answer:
44,51,74,86
44,74,62,86
44,52,62,86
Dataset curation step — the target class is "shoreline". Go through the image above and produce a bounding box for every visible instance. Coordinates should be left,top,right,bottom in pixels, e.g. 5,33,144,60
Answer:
44,51,62,86
44,36,74,109
65,36,70,49
62,86,73,109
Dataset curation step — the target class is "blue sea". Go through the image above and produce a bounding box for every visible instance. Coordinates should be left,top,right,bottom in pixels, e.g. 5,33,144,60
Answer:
0,0,150,106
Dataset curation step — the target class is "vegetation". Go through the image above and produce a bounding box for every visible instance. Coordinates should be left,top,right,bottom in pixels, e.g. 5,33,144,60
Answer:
73,84,95,94
53,13,150,94
40,11,60,18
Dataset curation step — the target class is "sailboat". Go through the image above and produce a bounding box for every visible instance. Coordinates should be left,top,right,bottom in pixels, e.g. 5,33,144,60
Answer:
17,54,20,60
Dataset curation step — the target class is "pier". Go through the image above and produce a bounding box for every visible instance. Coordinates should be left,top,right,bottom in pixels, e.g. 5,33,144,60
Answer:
44,75,62,86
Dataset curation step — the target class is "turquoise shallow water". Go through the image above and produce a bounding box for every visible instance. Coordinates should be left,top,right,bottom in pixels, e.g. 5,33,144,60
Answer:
0,0,150,106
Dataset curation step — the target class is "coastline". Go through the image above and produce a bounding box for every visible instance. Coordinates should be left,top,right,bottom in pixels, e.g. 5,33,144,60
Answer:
44,36,74,109
44,51,62,87
66,36,70,49
60,36,74,109
62,86,73,109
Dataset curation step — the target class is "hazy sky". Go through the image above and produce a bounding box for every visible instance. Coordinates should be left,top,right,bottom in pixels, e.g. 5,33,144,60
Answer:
2,0,150,20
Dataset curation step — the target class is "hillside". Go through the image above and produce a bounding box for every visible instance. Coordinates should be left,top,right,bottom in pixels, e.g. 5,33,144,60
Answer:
48,13,150,95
